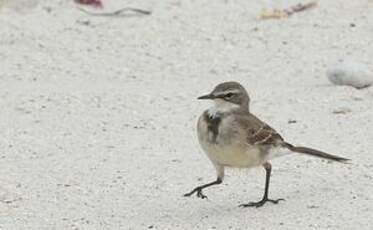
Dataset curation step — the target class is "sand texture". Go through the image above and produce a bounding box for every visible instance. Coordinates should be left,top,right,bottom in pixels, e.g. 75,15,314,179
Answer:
0,0,373,229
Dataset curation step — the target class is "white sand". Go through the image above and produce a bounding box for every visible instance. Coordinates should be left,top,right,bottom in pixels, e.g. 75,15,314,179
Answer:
1,0,373,229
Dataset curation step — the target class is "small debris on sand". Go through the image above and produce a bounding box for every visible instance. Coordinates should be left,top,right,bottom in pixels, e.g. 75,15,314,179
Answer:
332,108,352,115
260,1,317,20
74,0,103,8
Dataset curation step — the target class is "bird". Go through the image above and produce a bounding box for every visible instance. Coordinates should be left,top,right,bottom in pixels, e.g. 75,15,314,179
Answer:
184,81,350,207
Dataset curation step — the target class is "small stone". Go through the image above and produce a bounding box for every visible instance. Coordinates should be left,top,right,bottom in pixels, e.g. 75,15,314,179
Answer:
327,61,373,89
43,6,52,13
76,20,91,26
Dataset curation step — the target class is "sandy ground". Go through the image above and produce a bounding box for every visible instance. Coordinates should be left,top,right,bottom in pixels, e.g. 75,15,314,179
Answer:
1,0,373,229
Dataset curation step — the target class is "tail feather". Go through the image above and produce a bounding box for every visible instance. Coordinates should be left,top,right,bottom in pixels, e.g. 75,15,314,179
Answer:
283,143,350,163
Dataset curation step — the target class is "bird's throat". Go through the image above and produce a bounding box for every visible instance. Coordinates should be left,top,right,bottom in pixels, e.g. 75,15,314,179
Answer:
207,100,240,118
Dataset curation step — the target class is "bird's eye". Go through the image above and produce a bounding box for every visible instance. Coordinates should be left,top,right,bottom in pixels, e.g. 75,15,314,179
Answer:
225,93,234,98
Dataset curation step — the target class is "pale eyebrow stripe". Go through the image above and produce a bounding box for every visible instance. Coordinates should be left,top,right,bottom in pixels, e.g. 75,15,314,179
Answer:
216,89,241,97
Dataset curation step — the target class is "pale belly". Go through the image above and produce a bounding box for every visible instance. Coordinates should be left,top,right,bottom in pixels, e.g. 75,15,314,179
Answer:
199,138,264,168
197,111,265,168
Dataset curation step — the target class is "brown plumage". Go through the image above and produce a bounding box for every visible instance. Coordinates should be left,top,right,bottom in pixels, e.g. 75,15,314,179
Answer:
235,111,349,162
185,81,350,207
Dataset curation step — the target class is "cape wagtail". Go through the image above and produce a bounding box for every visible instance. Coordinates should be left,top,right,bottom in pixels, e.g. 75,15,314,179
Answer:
184,81,349,207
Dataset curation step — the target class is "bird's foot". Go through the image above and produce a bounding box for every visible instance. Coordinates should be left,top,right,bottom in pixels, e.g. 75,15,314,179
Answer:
184,187,208,199
239,198,284,208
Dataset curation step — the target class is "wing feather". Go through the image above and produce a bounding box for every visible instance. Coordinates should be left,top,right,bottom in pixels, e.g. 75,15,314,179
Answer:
234,112,284,146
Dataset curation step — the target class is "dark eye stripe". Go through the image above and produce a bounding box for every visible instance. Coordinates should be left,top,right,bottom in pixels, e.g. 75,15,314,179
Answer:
225,93,234,98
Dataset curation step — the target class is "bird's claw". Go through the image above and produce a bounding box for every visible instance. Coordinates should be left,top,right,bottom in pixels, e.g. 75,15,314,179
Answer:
196,189,207,199
184,188,208,199
239,198,284,208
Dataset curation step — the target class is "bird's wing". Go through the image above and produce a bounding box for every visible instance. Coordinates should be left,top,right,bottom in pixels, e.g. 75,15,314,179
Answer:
234,112,284,146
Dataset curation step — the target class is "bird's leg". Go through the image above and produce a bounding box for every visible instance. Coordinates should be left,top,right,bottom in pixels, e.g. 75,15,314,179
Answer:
239,162,284,208
184,178,222,199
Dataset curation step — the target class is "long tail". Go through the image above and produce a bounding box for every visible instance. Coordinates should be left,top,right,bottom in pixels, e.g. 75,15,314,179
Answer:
283,142,350,163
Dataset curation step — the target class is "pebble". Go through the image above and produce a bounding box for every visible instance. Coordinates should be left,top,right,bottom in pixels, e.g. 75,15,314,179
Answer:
326,61,373,89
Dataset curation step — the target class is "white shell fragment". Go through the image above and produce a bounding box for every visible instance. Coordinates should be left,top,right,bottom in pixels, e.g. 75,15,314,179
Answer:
327,61,373,89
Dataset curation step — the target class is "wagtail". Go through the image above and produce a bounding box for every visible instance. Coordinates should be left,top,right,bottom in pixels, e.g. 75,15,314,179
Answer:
184,81,349,207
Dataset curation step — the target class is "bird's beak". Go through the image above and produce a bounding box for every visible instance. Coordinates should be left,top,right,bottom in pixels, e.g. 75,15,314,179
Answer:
197,94,215,100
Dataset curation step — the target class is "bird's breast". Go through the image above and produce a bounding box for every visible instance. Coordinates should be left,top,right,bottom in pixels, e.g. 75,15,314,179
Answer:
197,112,263,168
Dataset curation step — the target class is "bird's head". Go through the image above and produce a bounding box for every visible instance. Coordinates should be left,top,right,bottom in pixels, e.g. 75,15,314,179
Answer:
198,81,250,113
